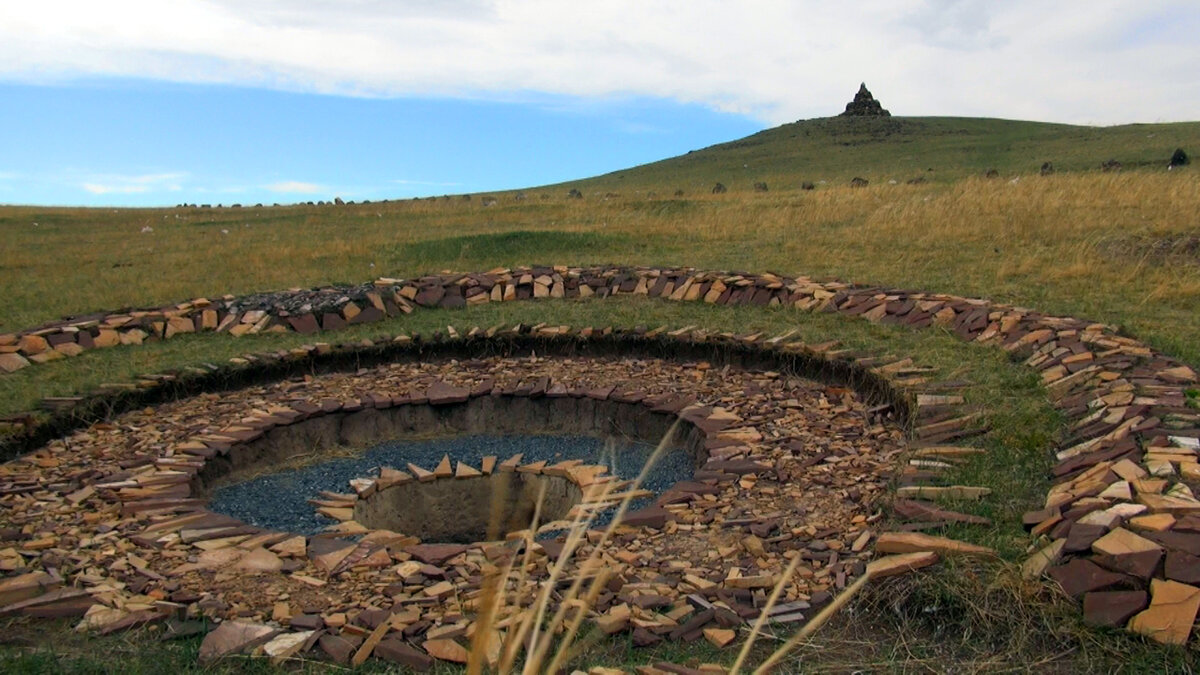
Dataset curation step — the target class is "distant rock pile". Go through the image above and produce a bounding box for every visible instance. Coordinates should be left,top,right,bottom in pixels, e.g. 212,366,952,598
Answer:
840,83,890,117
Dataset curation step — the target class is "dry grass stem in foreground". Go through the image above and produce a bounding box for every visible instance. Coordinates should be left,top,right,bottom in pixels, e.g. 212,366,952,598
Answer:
467,425,676,674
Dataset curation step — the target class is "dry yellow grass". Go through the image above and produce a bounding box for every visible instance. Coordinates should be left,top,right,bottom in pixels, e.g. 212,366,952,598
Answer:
3,171,1195,364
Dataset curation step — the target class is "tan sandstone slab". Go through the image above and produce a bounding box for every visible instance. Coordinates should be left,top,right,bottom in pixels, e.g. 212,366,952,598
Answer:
198,621,279,664
235,548,283,574
866,552,939,579
424,638,469,663
1128,579,1200,645
262,630,315,665
1091,528,1161,557
0,353,30,373
875,532,995,558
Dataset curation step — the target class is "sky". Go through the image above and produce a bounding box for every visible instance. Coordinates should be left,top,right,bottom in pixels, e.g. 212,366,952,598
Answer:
1,0,1197,207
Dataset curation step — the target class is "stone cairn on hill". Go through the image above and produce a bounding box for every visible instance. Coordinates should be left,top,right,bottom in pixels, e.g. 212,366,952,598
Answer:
840,83,891,117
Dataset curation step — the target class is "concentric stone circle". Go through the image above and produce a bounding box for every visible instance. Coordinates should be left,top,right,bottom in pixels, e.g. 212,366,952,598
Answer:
0,330,932,666
1,264,1198,664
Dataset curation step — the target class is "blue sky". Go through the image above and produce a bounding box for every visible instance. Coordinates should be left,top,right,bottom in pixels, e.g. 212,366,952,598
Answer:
0,1,1197,207
0,81,760,206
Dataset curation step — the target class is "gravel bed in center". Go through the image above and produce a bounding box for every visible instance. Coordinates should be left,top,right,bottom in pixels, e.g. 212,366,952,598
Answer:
208,433,692,537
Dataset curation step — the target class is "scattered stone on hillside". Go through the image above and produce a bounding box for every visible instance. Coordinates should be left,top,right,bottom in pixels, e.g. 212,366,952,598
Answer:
800,181,815,190
1170,148,1190,168
673,189,684,197
840,83,890,117
567,189,583,199
850,177,869,188
711,183,727,194
481,197,497,207
1040,162,1054,176
1101,159,1122,172
905,176,927,185
753,182,768,192
985,169,999,179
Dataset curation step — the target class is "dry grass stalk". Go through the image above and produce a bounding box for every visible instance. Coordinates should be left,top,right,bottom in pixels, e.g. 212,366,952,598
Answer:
524,423,677,673
754,570,874,674
466,425,678,674
729,554,802,674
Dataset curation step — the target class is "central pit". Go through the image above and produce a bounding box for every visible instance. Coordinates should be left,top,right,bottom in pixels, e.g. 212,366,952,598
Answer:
354,470,582,543
207,432,689,537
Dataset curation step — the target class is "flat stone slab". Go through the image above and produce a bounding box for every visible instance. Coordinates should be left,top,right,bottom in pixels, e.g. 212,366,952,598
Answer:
1128,579,1200,645
1083,591,1148,628
198,621,279,664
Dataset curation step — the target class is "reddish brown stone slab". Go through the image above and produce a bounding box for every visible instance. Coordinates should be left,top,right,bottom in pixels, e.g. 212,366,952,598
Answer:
1083,591,1149,627
375,638,433,671
894,499,992,526
286,314,320,335
403,544,468,565
1093,549,1163,582
426,381,469,405
620,506,673,529
1164,551,1200,585
1146,531,1200,557
1047,558,1130,598
319,633,359,664
1063,523,1109,554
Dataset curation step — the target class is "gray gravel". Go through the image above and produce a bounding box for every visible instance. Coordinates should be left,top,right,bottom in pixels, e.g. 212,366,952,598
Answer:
209,434,693,537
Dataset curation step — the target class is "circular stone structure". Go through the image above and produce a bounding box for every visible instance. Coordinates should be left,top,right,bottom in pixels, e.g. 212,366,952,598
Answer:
0,343,913,665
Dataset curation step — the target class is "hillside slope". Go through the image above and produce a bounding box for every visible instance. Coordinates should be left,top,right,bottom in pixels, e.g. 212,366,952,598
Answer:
555,116,1200,193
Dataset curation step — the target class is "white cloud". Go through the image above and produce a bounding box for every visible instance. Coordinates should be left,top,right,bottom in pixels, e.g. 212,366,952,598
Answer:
81,172,186,194
265,180,323,193
0,1,1197,125
391,179,462,186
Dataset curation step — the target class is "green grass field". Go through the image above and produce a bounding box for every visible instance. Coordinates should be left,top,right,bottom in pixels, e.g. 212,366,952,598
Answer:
1,115,1198,672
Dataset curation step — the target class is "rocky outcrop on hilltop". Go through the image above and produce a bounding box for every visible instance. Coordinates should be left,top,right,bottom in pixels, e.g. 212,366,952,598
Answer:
840,83,890,117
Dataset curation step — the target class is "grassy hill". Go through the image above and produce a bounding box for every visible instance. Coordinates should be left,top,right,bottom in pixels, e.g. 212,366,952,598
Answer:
2,116,1200,672
553,116,1200,194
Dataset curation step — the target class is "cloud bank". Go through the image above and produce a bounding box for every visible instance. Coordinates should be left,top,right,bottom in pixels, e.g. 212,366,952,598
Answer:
81,172,186,195
1,1,1197,125
265,180,323,194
